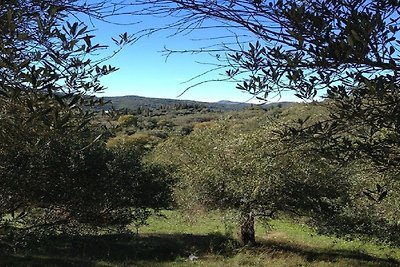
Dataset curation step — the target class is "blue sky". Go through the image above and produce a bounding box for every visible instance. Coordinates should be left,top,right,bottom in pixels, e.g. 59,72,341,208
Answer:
84,12,298,103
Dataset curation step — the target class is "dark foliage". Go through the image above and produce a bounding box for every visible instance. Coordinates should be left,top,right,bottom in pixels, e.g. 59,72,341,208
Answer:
0,0,172,235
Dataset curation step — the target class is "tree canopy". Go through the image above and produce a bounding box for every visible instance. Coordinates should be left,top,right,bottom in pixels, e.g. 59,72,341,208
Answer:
0,0,172,235
129,0,399,98
127,0,400,181
153,109,354,245
152,104,400,245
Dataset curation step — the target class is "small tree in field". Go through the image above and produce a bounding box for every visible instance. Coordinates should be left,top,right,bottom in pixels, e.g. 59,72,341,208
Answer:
154,118,350,245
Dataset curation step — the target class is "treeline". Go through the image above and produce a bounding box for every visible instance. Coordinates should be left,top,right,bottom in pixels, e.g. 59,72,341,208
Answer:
104,95,253,111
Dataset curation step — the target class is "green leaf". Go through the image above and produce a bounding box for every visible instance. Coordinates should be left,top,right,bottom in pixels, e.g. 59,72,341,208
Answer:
83,35,94,47
70,22,78,36
68,94,81,107
350,30,360,41
77,25,88,36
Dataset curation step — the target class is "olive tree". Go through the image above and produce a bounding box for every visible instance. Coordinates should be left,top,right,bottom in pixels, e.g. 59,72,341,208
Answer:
0,0,173,236
127,0,400,182
154,118,350,245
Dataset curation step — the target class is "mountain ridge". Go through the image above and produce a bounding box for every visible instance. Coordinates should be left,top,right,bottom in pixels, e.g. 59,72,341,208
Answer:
103,95,293,111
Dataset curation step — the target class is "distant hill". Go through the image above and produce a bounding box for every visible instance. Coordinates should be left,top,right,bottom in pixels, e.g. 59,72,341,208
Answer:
102,95,293,111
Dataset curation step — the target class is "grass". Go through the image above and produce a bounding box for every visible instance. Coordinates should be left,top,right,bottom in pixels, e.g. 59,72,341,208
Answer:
0,210,399,266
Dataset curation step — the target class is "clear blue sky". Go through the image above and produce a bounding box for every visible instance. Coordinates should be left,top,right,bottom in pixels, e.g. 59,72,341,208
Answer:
82,11,298,103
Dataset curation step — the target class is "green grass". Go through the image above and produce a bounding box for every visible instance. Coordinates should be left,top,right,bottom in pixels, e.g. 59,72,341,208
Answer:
139,210,238,235
1,210,399,266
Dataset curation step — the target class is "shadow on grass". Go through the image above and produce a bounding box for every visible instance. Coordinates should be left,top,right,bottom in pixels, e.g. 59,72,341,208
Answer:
0,233,398,266
0,233,236,266
255,238,400,266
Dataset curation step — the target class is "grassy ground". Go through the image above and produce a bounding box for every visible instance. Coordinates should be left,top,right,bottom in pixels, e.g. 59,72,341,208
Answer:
0,210,399,266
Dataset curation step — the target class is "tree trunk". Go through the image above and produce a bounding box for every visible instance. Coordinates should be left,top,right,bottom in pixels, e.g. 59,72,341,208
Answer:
239,211,255,246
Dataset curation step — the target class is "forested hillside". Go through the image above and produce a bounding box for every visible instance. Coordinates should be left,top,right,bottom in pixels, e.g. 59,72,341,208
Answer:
103,95,293,111
101,96,293,140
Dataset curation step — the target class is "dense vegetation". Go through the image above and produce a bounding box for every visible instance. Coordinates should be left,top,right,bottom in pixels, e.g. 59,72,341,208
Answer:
0,0,399,266
129,0,400,247
147,103,400,246
0,0,172,239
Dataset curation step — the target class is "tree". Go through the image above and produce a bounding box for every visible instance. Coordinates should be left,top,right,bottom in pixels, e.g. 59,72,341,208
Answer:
105,143,174,232
153,115,351,246
0,0,173,236
128,0,400,242
118,114,138,128
152,104,400,245
129,0,399,97
128,0,400,180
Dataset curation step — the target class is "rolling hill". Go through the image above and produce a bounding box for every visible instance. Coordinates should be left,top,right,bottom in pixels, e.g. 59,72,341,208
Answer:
103,95,293,111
